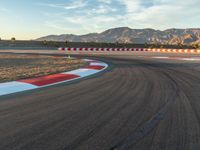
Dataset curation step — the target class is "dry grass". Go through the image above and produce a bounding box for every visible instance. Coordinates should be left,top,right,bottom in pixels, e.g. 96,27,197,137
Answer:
0,54,87,83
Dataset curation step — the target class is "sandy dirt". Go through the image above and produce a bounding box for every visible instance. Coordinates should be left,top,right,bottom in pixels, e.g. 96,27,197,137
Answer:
0,53,86,83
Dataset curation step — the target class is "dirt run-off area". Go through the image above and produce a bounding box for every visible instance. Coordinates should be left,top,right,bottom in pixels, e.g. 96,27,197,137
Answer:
0,53,87,83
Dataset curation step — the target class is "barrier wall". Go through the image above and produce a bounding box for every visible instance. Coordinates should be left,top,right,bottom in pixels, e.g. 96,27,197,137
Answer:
58,47,200,53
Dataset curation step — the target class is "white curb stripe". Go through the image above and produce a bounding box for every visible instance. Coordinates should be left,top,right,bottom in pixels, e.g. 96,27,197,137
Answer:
90,62,107,66
63,69,99,77
0,82,38,96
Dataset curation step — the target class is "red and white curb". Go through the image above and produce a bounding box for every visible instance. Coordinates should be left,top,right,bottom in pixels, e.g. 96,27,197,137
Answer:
0,59,108,96
59,47,146,52
58,47,200,54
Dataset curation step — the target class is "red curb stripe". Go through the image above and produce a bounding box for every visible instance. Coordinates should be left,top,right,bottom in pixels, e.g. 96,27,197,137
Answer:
85,65,105,70
19,74,80,86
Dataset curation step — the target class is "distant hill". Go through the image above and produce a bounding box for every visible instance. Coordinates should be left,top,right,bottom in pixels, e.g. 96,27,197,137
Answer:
36,27,200,45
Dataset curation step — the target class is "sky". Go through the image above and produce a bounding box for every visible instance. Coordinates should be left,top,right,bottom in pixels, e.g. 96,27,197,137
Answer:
0,0,200,40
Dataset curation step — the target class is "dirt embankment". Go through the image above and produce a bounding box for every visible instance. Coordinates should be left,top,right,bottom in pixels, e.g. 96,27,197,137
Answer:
0,54,87,83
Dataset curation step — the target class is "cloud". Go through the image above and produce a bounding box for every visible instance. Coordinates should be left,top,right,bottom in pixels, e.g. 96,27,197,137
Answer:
42,0,200,35
1,0,199,40
115,0,200,29
45,22,68,31
45,13,123,34
118,0,142,13
92,5,117,14
0,7,8,13
133,0,200,28
98,0,112,4
38,0,87,10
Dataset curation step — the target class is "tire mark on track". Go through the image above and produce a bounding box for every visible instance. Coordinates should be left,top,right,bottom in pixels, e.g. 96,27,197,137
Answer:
110,68,180,150
3,67,139,150
62,67,143,150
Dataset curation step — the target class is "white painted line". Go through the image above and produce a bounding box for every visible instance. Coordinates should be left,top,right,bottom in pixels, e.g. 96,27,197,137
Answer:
178,58,200,61
151,57,169,59
151,57,200,61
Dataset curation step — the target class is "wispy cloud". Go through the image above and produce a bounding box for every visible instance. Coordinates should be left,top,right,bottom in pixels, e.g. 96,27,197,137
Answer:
0,7,8,13
38,0,87,10
98,0,113,4
118,0,142,13
92,5,117,14
41,0,200,35
1,0,200,40
131,0,200,28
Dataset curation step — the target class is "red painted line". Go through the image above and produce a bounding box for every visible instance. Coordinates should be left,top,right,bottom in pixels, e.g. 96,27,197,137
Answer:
19,74,80,86
85,65,105,70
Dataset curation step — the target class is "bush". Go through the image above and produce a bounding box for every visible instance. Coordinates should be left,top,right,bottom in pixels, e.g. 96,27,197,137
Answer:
42,40,47,46
190,43,200,49
11,37,16,41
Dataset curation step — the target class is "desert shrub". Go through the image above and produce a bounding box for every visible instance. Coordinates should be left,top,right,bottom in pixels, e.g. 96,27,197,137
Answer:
42,40,47,46
11,37,16,41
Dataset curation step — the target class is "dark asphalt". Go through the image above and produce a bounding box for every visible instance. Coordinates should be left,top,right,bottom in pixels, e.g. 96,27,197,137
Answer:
1,55,200,150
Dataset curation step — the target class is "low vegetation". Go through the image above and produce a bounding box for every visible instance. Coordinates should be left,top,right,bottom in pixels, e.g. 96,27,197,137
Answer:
0,54,86,83
0,40,199,50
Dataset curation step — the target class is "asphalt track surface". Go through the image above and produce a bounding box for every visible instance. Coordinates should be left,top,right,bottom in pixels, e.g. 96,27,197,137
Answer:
1,54,200,150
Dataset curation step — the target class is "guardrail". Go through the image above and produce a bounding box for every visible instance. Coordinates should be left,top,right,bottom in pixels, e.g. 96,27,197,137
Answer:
59,47,200,53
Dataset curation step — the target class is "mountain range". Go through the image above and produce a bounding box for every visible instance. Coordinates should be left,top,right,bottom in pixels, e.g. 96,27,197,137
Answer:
36,27,200,45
